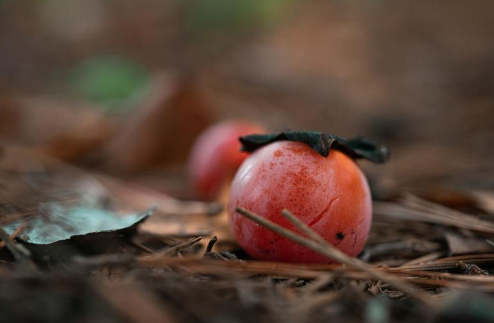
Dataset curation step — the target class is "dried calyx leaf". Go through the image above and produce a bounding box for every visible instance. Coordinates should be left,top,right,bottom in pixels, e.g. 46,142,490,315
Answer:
239,131,390,163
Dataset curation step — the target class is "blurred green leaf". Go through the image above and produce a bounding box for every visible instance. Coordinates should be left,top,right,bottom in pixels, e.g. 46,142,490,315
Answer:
186,0,293,41
68,56,150,113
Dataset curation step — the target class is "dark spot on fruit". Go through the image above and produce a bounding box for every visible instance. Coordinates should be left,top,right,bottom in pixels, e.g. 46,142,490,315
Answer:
336,232,345,240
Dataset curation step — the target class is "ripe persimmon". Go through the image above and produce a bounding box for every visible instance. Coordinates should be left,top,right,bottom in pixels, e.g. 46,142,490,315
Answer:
228,140,373,263
187,120,266,201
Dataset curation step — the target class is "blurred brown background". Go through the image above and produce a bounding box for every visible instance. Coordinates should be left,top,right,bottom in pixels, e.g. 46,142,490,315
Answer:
1,0,493,196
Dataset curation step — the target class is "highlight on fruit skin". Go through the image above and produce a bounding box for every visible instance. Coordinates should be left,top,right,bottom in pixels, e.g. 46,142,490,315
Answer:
228,133,389,264
187,120,266,201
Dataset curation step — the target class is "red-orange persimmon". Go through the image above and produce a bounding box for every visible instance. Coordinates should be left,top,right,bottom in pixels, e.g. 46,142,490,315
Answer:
228,141,372,263
187,120,266,201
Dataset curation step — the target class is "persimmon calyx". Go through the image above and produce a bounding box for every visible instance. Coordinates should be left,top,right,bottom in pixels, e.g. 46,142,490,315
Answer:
239,131,390,163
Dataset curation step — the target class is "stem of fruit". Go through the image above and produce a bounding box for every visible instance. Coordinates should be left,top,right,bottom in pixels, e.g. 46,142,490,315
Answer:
236,207,433,306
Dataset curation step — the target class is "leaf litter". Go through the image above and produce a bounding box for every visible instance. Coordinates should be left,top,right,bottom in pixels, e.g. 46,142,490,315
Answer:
2,145,494,322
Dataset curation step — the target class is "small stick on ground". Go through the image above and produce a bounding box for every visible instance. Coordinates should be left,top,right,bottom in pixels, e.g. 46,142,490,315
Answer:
0,226,31,261
139,236,202,260
0,221,28,249
236,207,434,306
131,239,155,254
399,251,446,267
0,225,37,271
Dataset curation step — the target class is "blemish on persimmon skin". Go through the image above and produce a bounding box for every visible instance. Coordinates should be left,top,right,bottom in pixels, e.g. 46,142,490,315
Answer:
308,196,339,227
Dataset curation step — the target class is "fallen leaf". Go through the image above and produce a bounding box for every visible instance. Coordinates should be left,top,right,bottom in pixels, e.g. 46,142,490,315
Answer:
4,204,151,245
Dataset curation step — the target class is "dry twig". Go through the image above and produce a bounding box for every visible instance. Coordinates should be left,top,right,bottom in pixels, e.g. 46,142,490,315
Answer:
236,207,434,305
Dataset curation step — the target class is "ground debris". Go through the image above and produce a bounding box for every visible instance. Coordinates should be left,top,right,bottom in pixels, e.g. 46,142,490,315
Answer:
1,151,494,322
457,261,489,276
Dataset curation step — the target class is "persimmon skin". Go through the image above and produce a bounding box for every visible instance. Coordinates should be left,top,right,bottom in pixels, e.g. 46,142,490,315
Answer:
188,120,266,201
228,141,372,263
